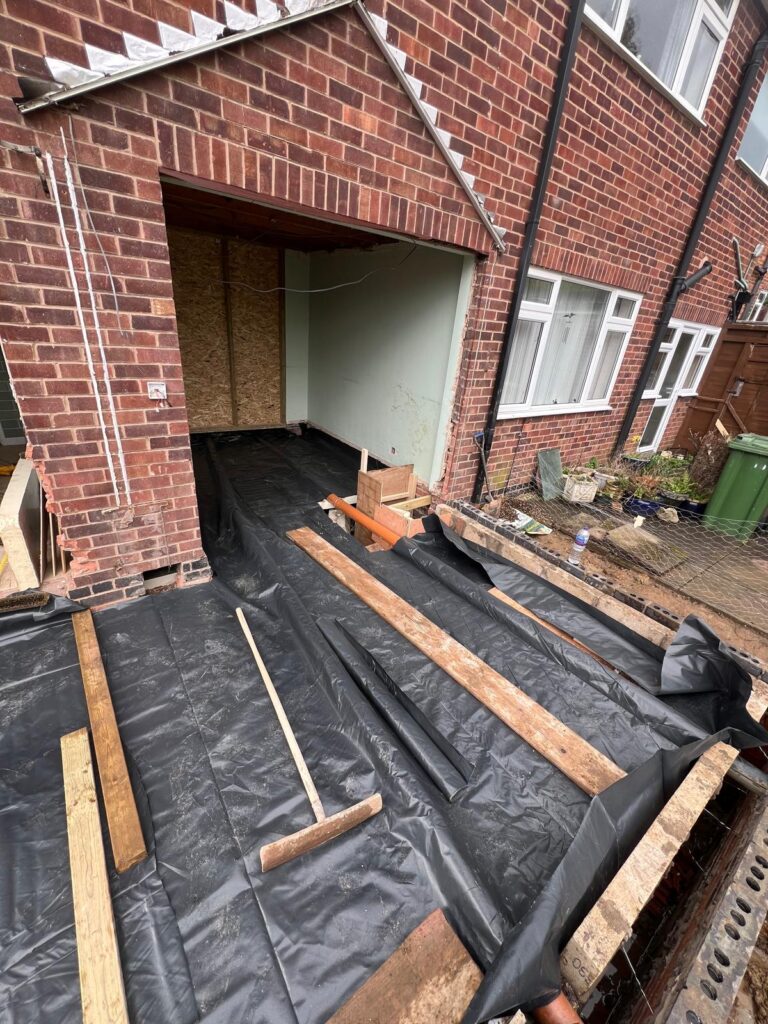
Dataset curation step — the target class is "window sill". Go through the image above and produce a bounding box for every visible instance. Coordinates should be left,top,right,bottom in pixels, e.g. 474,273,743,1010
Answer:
584,11,708,128
735,157,768,192
497,404,613,421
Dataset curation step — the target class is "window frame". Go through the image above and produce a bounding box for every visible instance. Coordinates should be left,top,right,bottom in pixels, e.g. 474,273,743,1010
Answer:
738,75,768,185
498,269,642,420
584,0,738,120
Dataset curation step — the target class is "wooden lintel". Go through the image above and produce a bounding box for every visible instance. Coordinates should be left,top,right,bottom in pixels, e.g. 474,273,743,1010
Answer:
287,527,624,795
61,728,130,1024
72,610,147,873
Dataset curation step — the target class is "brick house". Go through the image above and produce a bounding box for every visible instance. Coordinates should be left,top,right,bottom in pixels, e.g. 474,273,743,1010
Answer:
1,0,768,604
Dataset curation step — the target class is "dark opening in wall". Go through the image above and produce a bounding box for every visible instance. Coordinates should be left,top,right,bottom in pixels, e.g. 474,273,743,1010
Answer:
142,564,180,593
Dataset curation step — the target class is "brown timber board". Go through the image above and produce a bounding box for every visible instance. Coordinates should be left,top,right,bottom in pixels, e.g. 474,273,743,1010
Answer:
489,586,633,680
287,527,625,795
560,741,739,1001
61,728,130,1024
72,610,147,873
327,908,482,1023
260,794,383,872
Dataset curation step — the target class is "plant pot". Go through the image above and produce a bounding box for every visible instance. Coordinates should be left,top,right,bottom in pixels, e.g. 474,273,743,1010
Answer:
593,471,618,490
658,490,687,511
623,496,662,517
563,475,597,503
681,498,708,518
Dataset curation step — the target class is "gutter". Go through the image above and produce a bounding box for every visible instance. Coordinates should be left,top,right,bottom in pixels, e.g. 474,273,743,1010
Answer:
612,27,768,455
471,0,587,503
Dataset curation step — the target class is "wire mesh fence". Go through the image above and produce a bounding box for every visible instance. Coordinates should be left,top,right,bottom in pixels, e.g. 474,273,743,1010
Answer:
491,482,768,633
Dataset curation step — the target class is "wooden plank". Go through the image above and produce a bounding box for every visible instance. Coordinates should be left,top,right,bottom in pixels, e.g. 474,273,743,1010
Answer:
0,458,43,590
236,607,325,820
373,501,426,540
327,908,482,1024
61,728,130,1024
436,505,674,650
560,741,739,1001
72,610,146,873
287,527,625,795
489,586,634,680
391,494,432,512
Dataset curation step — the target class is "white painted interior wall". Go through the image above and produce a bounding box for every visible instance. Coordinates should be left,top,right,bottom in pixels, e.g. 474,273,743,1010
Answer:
284,250,310,423
284,242,473,484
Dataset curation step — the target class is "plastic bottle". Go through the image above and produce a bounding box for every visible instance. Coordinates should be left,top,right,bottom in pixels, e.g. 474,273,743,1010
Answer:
568,527,590,566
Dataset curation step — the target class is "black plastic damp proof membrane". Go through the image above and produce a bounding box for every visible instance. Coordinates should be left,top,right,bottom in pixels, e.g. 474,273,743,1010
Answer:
1,428,765,1024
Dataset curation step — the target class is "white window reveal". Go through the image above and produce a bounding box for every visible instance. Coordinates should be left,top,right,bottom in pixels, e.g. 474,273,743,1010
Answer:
738,74,768,183
499,270,642,419
638,320,719,450
586,0,737,117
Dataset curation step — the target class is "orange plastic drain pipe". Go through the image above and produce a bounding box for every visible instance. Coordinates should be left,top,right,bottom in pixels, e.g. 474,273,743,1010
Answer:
326,493,400,548
532,993,583,1023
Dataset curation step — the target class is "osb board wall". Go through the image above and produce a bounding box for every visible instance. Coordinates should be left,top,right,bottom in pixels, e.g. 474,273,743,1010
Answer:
167,227,283,431
228,238,282,425
168,228,232,430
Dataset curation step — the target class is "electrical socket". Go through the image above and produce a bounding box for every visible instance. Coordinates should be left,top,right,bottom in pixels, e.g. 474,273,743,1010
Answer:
147,381,167,401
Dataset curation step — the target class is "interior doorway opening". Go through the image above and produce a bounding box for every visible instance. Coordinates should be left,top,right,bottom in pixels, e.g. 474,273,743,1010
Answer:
162,177,475,486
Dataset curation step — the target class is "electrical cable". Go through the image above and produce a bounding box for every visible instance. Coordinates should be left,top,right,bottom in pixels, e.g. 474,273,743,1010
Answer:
67,115,125,331
222,242,418,294
60,130,132,503
46,151,120,506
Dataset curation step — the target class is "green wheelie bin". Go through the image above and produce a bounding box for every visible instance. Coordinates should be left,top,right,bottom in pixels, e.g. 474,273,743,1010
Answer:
704,433,768,539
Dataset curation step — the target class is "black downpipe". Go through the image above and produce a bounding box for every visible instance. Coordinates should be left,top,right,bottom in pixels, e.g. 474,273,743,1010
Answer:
471,0,587,503
612,29,768,455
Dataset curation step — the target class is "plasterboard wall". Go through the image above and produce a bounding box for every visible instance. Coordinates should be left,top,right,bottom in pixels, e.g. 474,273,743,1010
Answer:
284,242,472,483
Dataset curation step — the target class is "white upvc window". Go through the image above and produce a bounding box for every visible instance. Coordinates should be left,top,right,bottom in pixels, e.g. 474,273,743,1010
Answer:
585,0,738,118
498,270,642,420
739,75,768,183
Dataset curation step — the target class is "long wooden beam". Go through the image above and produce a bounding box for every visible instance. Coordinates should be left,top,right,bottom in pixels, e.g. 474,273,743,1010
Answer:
287,527,624,795
560,741,739,1000
488,587,636,682
61,728,130,1024
72,610,147,873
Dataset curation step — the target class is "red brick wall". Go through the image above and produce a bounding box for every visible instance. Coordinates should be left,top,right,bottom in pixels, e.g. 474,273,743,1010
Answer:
0,2,489,603
442,0,768,494
2,0,768,602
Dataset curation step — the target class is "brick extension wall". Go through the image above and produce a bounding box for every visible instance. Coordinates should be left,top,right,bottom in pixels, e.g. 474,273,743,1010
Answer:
1,0,768,601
